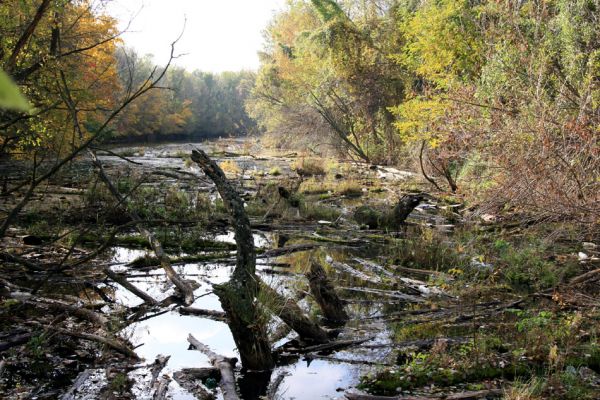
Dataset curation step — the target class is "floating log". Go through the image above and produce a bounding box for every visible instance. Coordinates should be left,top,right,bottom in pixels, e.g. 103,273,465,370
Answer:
187,334,239,400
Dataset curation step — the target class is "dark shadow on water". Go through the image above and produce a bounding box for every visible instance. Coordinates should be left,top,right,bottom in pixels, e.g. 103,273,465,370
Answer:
237,369,272,400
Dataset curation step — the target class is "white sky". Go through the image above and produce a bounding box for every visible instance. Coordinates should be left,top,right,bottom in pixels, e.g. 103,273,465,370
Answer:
105,0,286,72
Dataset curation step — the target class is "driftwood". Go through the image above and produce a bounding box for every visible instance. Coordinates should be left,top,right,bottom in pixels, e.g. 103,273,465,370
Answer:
188,334,239,400
259,279,329,344
104,267,158,306
306,260,348,325
90,150,195,305
192,149,274,370
179,307,228,322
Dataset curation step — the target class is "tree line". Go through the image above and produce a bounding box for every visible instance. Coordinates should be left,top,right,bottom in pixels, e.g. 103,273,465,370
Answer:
0,0,257,163
248,0,599,228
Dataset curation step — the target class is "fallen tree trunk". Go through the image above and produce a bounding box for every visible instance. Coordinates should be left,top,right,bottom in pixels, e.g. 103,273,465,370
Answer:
306,260,348,325
192,149,274,370
179,307,228,322
188,334,239,400
90,150,195,305
104,267,158,306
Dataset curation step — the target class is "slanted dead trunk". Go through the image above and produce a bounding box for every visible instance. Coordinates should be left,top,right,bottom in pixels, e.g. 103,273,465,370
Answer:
259,280,329,344
354,194,423,229
191,149,274,370
305,260,348,325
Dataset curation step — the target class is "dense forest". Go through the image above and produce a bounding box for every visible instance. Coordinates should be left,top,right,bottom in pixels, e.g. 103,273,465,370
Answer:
0,0,599,400
250,0,599,226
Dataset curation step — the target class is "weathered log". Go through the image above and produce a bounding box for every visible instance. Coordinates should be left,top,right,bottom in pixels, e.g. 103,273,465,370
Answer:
192,149,274,370
338,286,425,303
259,279,329,344
281,336,374,354
173,369,216,400
153,375,171,400
354,194,423,229
47,326,139,359
187,334,239,400
89,150,195,305
0,332,32,352
179,307,228,322
306,260,348,325
329,261,382,284
104,267,158,306
61,369,93,400
150,355,171,387
569,268,600,286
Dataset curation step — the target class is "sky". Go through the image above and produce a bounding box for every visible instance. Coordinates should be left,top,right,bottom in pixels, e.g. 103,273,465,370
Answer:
105,0,286,72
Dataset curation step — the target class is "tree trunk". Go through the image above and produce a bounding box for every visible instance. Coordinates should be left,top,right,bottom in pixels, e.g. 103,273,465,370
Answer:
259,279,329,344
305,260,348,326
191,149,274,370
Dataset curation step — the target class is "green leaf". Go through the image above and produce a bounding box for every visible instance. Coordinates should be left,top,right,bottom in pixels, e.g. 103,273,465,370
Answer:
0,68,32,112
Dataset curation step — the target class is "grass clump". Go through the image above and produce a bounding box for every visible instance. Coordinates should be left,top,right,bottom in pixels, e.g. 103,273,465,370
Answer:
292,158,326,177
219,160,241,176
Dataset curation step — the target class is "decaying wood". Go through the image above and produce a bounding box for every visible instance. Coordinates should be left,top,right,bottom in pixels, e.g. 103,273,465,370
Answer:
187,334,239,400
281,336,374,354
266,372,289,400
173,369,216,400
259,279,329,344
150,355,171,387
192,149,274,370
353,194,423,229
0,332,32,352
258,243,317,258
338,286,425,303
153,375,171,400
568,268,600,286
46,326,138,359
329,261,382,284
61,369,93,400
17,295,109,328
90,150,195,305
104,267,158,306
305,353,391,366
306,260,348,325
179,307,228,322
